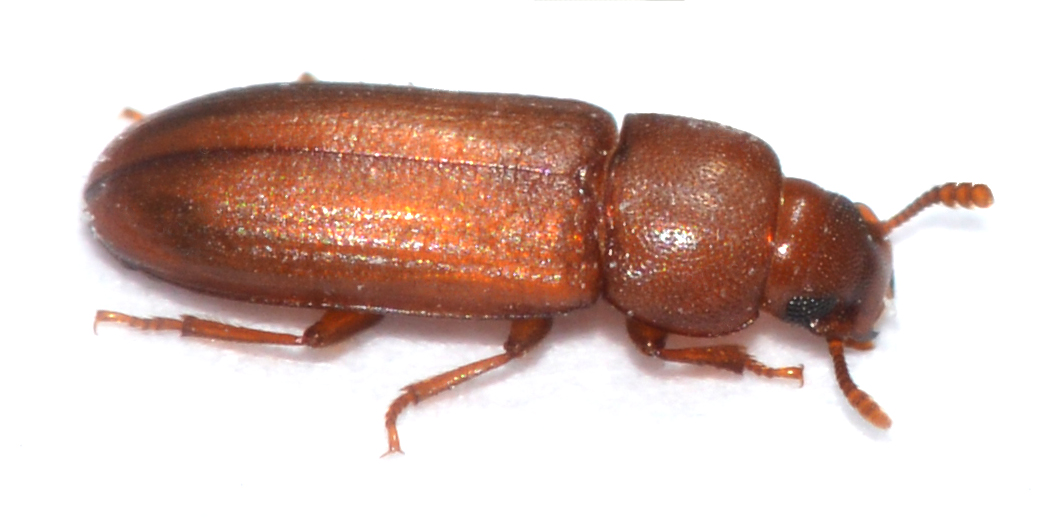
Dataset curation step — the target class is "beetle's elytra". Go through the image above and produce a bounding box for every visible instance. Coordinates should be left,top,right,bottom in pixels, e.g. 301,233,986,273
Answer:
86,79,993,453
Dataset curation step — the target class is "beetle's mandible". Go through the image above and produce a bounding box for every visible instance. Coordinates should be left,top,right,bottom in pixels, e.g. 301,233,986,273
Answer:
85,79,994,454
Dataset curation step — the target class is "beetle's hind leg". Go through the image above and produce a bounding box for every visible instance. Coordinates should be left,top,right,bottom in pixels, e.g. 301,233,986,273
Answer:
94,309,382,347
383,317,552,456
625,317,804,385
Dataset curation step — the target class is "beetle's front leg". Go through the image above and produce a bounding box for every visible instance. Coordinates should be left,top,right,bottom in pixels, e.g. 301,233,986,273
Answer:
625,317,804,385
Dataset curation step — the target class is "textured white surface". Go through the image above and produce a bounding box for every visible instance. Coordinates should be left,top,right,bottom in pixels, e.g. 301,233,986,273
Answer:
3,2,1056,526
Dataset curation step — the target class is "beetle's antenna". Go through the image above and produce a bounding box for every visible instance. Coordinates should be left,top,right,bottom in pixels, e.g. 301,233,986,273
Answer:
828,339,891,429
881,183,993,235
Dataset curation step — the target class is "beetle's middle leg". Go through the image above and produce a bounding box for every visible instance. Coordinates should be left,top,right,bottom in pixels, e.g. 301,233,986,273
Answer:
383,317,552,456
94,309,382,347
625,317,804,385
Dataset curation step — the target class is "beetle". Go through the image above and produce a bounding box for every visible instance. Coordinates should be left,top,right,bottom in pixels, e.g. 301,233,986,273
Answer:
85,79,993,454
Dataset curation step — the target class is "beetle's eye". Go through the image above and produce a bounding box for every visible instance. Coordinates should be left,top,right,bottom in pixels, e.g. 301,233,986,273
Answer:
784,296,837,328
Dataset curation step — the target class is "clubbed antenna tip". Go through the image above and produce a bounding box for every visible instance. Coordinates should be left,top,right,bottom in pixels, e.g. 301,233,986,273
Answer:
881,183,993,235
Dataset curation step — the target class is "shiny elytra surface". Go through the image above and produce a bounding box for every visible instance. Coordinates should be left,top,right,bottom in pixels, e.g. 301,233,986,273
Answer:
85,83,618,318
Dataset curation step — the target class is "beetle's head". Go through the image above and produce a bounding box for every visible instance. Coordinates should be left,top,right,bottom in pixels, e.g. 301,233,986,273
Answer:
762,179,890,342
761,179,993,343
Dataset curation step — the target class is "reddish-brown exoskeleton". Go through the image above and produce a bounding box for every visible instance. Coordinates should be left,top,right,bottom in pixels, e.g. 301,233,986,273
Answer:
86,80,993,453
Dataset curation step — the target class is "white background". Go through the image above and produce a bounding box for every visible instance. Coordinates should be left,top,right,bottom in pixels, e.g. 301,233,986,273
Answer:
3,1,1058,526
